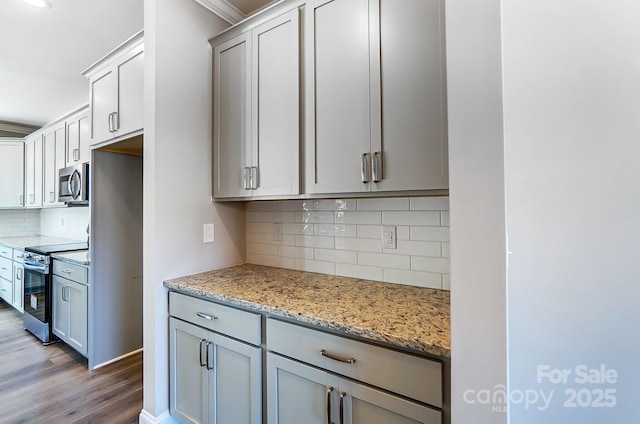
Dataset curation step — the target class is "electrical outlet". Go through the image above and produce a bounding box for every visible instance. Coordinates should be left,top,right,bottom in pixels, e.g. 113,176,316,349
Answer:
383,226,396,249
203,223,214,243
273,223,283,241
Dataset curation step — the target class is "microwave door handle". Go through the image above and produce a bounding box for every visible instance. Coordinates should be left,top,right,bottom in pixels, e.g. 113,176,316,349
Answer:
67,174,74,200
71,170,81,200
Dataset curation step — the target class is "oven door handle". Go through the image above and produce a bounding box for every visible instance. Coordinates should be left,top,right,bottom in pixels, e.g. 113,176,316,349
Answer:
24,263,48,273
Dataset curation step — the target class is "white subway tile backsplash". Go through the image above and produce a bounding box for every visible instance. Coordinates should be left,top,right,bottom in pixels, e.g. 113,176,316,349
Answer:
410,226,450,242
295,235,334,249
296,211,334,223
396,226,410,240
382,211,440,226
383,269,442,289
358,252,410,270
356,225,382,239
296,259,336,274
336,263,383,281
411,256,451,274
356,197,409,211
314,248,357,264
0,209,40,238
335,211,381,225
441,243,450,258
280,245,314,260
245,196,450,290
314,199,356,211
390,240,441,257
314,224,357,238
410,196,449,211
335,237,382,253
283,223,313,235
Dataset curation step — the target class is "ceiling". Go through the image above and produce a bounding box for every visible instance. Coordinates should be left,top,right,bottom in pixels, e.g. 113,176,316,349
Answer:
0,0,273,138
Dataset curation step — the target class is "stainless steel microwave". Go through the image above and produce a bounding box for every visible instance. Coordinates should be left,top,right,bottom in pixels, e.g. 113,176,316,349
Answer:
58,163,89,205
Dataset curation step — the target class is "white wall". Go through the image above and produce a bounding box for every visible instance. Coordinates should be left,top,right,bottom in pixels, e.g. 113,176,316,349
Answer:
40,207,90,241
446,0,508,423
142,0,245,421
503,0,640,421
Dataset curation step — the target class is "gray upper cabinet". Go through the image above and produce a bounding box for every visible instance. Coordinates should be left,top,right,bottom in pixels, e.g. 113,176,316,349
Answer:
84,31,144,147
305,0,448,195
213,9,300,199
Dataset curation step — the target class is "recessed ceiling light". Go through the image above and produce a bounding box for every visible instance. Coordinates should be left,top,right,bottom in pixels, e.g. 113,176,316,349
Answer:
20,0,51,8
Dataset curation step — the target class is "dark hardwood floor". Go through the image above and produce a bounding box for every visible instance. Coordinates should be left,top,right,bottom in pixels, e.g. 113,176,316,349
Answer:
0,300,143,424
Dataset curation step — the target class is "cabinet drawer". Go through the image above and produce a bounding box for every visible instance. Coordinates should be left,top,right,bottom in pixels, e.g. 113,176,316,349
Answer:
0,257,13,281
267,318,443,408
0,246,12,260
13,249,25,263
169,292,261,346
53,260,88,285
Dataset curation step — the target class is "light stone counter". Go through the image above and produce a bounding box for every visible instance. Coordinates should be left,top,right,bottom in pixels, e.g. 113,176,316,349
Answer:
0,235,85,250
164,263,450,358
52,250,90,266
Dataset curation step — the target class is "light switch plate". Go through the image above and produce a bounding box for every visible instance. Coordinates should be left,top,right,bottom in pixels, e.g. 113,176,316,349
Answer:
203,223,214,243
383,226,396,249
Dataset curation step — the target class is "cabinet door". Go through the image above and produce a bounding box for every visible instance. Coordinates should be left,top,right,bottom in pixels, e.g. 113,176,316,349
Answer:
0,277,11,303
67,112,91,166
305,0,372,194
116,46,144,137
340,378,441,424
267,353,340,424
25,136,43,207
374,0,447,192
170,318,209,424
78,113,91,163
213,33,252,198
43,125,66,206
250,10,300,197
52,276,69,340
90,68,117,145
0,142,24,208
67,279,88,356
12,263,23,312
209,332,262,424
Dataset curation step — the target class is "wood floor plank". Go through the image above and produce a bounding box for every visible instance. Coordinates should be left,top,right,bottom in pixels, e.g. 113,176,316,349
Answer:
0,300,143,423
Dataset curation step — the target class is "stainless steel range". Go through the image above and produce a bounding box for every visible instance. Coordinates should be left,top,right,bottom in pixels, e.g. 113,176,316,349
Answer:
23,242,88,344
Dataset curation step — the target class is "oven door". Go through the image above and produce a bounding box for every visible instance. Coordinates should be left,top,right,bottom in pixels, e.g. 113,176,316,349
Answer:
23,262,50,324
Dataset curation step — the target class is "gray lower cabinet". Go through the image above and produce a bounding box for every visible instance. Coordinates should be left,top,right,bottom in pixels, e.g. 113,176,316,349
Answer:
169,293,262,424
52,260,89,356
266,318,442,424
267,353,441,424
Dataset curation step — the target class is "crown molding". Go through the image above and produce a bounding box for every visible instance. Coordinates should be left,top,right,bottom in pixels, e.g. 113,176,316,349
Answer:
193,0,246,24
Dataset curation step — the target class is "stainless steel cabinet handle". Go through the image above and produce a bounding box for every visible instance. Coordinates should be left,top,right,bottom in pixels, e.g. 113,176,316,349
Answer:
61,269,73,275
17,268,22,281
339,392,346,424
19,195,23,205
199,339,207,367
112,112,119,131
108,112,113,132
50,191,55,203
73,149,80,161
196,312,218,321
372,151,382,183
205,341,214,370
1,267,7,271
243,167,251,190
250,166,258,190
327,387,334,424
29,194,35,204
361,153,370,183
320,349,356,364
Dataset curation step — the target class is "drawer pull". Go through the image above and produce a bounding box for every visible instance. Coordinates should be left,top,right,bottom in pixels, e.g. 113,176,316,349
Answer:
327,386,334,424
205,341,214,370
339,392,346,424
61,269,73,274
320,349,356,364
196,312,218,321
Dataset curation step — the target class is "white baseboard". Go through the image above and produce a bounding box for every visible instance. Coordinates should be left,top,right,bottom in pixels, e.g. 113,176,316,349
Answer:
90,348,143,370
139,409,179,424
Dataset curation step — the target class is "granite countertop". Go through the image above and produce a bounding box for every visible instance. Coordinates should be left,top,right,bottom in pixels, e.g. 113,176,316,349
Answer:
165,264,451,358
52,250,90,266
0,235,86,250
